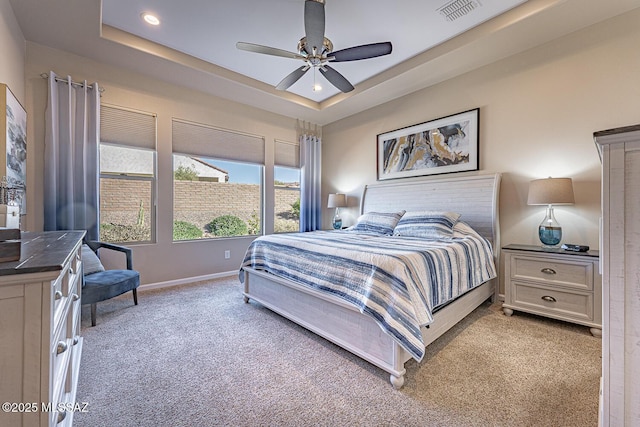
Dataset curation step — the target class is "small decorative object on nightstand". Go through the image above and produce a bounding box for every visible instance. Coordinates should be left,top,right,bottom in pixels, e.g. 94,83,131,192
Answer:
502,244,601,337
327,193,347,229
527,177,575,247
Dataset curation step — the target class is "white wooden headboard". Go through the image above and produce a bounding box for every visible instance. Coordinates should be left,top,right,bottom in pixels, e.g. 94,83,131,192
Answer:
360,173,501,252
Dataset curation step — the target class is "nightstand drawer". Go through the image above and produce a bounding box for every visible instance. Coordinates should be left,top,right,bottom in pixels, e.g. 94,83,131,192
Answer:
510,255,593,291
512,282,593,322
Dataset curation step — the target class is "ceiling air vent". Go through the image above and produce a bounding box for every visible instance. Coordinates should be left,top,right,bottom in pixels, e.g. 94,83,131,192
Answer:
437,0,482,22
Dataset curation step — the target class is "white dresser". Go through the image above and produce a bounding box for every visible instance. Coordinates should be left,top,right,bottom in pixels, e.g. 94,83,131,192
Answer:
0,231,85,427
594,125,640,426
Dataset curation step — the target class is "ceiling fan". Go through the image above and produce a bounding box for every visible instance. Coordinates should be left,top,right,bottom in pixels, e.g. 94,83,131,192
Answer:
236,0,392,93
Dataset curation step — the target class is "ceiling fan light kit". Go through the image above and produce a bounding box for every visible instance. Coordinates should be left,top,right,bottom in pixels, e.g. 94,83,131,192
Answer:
236,0,392,93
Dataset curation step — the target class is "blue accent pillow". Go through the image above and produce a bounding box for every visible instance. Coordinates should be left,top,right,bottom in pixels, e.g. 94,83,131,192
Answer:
393,211,461,240
351,211,405,235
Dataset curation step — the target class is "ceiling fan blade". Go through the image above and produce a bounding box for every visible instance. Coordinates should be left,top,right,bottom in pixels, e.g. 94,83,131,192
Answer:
276,66,310,91
330,42,393,62
236,42,305,60
304,0,325,55
319,65,354,93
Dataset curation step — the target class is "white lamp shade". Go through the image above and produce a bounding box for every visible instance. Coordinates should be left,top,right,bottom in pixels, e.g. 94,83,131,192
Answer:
327,193,347,208
527,177,575,205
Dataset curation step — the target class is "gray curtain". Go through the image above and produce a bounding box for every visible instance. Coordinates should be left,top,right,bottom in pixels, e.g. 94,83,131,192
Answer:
44,71,100,240
299,133,322,232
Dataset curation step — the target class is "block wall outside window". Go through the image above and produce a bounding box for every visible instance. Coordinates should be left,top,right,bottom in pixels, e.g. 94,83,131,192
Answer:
274,166,300,233
100,178,152,242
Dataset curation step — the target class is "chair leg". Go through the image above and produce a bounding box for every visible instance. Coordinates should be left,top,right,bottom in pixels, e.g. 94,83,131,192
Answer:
91,304,97,327
133,288,138,305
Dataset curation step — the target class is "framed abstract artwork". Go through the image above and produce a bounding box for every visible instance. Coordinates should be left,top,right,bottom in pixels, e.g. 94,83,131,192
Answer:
1,84,27,214
377,108,479,180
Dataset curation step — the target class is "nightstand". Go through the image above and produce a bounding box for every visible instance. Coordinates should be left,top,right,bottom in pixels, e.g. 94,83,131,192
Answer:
502,244,602,337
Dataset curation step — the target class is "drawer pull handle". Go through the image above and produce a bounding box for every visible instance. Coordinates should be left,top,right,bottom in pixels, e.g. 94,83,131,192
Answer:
73,336,80,346
57,410,67,424
541,268,557,275
541,295,557,303
56,341,68,355
54,290,63,300
72,293,80,301
70,267,75,275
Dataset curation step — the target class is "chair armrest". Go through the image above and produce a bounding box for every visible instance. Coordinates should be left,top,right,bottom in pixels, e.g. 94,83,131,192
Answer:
86,240,134,270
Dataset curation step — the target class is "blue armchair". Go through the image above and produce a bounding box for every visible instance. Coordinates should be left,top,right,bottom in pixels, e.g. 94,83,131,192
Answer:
81,240,140,326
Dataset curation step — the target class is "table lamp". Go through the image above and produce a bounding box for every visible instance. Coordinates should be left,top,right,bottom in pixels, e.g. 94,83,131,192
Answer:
327,193,347,229
527,177,575,247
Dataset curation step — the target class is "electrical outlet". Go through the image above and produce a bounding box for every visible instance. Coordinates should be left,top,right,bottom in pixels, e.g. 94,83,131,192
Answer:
224,250,231,259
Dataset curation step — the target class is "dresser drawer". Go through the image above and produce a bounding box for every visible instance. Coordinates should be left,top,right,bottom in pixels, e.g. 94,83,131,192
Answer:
52,272,65,319
512,281,593,322
53,254,82,327
510,255,593,291
51,312,72,396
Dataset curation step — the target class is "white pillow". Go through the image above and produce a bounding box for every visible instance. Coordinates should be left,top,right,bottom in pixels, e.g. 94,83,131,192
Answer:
393,211,461,240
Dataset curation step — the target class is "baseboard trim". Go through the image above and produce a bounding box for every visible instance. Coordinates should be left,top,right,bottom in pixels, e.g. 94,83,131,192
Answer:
139,271,237,291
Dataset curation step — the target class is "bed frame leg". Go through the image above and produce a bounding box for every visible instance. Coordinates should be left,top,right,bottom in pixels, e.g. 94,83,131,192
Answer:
390,374,405,389
243,270,250,303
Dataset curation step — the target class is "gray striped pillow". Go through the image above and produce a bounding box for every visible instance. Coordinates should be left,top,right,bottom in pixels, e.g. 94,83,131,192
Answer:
351,211,406,235
393,211,461,240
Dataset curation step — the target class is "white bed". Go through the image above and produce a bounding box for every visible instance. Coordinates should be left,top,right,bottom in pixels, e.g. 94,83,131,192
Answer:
241,173,501,388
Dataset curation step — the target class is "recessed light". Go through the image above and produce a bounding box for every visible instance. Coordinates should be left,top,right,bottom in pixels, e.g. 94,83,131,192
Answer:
141,12,160,26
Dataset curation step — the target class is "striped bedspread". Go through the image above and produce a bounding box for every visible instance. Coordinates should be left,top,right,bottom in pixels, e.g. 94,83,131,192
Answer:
239,222,496,361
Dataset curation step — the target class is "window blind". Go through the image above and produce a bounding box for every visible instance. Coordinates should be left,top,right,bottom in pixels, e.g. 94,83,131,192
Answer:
172,118,265,164
101,104,156,149
274,139,300,168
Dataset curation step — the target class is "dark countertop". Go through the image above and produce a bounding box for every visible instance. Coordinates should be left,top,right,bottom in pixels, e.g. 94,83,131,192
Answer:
0,230,86,276
503,243,599,258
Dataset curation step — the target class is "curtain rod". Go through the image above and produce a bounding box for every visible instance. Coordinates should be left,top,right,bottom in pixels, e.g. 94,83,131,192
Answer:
40,73,105,93
296,119,321,138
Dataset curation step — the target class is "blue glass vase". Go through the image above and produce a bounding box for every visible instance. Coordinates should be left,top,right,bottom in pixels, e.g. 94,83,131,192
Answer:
332,213,342,230
538,205,562,247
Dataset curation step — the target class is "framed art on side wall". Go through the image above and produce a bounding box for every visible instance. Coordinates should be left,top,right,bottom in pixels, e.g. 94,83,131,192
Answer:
377,108,479,181
1,83,27,214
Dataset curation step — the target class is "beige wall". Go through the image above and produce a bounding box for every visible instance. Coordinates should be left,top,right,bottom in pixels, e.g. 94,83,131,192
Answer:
322,9,640,295
0,0,24,100
24,42,298,285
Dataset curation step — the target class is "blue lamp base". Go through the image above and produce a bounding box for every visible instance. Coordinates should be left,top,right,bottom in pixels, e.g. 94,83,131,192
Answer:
538,205,562,247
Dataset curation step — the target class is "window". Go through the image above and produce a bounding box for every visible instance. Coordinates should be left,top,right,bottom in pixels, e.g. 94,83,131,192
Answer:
172,119,265,241
274,166,300,232
274,140,300,233
99,105,157,243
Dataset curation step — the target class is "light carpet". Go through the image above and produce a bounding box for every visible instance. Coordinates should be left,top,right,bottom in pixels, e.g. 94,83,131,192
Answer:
74,277,601,427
